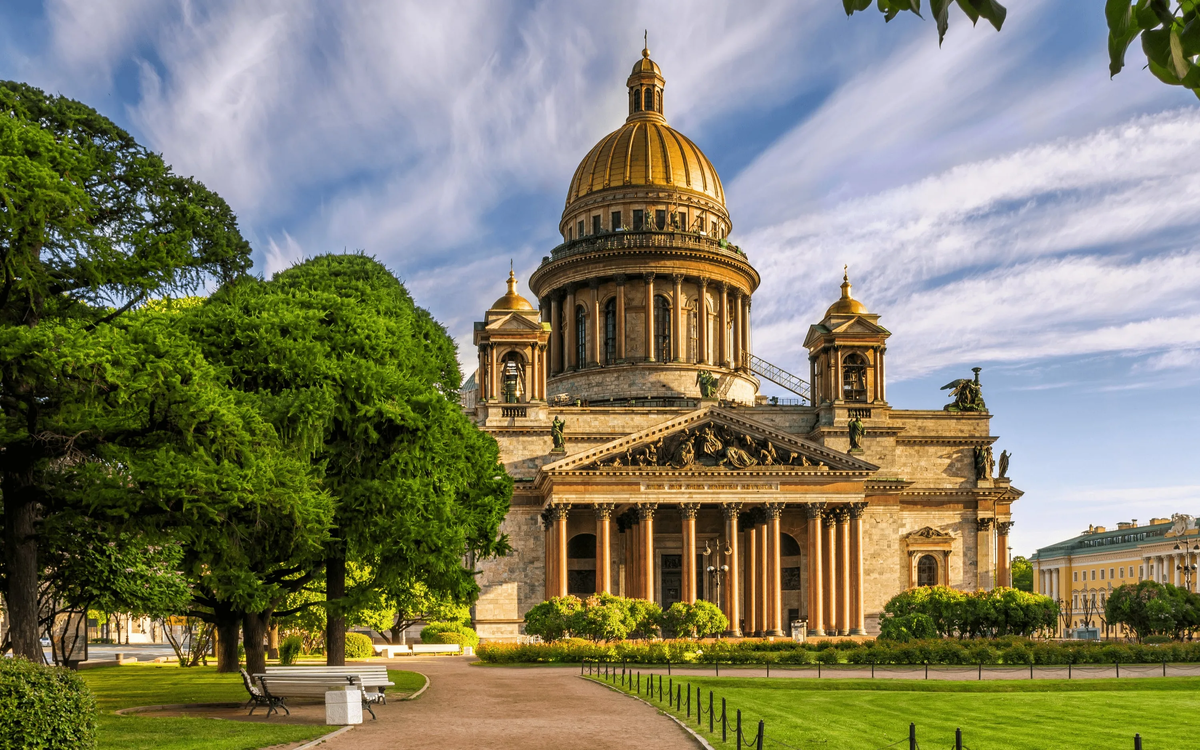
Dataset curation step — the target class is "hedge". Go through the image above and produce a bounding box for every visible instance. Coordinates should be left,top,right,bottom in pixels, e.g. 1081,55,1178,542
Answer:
345,632,374,659
421,621,479,648
0,657,97,749
477,637,1200,665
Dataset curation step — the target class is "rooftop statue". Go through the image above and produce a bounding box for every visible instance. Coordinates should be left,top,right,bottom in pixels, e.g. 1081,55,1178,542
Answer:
942,366,987,413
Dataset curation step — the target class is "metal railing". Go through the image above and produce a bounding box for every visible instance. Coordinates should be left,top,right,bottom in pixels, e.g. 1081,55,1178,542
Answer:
544,229,750,266
744,353,811,403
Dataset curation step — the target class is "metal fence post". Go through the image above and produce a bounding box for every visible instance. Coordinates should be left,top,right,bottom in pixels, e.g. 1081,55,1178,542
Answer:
978,662,982,681
667,658,671,676
687,683,691,717
737,709,743,745
909,722,917,750
1068,662,1072,679
1163,659,1167,677
1135,733,1143,750
956,727,963,750
697,686,702,727
871,663,875,679
925,661,929,680
816,662,819,679
757,719,765,750
1116,661,1120,679
716,661,719,677
709,690,714,733
659,674,663,702
1030,662,1034,680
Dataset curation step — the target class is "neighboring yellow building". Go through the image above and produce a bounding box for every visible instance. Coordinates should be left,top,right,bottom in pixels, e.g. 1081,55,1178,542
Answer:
1030,515,1200,637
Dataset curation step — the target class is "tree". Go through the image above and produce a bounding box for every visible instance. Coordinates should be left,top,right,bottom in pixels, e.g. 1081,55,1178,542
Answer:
187,254,511,666
0,80,250,660
844,1,1200,101
1011,556,1033,592
381,580,470,645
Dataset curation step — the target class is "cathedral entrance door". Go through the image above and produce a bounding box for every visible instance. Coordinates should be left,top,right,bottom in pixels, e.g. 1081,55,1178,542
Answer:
661,554,682,608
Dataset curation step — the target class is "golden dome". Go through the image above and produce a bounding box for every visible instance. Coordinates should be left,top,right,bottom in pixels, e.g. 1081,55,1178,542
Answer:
564,120,725,210
631,46,661,76
825,269,869,317
491,269,534,311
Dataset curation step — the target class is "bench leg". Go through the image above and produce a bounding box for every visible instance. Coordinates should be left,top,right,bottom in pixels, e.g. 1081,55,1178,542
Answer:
363,700,376,721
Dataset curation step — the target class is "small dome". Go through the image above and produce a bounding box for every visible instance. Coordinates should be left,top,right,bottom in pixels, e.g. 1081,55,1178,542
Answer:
825,269,869,317
491,269,535,311
631,47,661,76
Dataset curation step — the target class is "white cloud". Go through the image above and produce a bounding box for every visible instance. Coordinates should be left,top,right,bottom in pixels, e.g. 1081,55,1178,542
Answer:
745,108,1200,380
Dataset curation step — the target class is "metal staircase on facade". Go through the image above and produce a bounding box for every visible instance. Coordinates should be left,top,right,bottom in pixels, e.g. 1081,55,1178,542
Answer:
743,353,812,404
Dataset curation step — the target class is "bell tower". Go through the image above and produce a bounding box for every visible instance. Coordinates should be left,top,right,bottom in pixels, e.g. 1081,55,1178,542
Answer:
473,269,550,405
804,270,890,407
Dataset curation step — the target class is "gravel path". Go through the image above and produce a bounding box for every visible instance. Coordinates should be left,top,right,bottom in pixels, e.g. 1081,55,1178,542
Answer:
317,656,698,750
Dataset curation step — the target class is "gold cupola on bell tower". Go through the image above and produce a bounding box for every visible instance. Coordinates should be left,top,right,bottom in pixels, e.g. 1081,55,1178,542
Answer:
804,269,890,407
473,268,550,406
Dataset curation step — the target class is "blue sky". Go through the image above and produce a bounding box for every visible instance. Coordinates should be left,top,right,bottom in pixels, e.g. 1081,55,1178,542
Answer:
5,0,1198,556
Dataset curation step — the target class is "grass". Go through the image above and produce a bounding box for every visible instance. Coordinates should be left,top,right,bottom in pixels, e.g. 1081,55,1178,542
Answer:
81,663,425,750
593,673,1200,749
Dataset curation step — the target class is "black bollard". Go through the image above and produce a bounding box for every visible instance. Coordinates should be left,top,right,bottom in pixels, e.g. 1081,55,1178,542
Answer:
687,683,691,717
737,709,743,745
956,727,963,750
709,690,714,733
1134,733,1142,750
909,722,917,750
756,719,765,750
722,697,727,742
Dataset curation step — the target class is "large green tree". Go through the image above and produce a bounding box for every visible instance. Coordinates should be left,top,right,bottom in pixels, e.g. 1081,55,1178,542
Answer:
189,254,511,666
845,0,1200,100
0,80,251,659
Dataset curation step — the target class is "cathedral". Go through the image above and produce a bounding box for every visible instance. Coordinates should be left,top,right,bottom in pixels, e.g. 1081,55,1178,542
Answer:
466,47,1021,639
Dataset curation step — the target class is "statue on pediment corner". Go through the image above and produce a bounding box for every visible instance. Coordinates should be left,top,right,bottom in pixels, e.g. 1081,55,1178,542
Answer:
942,367,987,413
998,449,1010,478
848,416,865,451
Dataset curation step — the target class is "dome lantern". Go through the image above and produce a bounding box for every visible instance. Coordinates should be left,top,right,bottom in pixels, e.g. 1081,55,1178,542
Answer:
627,36,666,123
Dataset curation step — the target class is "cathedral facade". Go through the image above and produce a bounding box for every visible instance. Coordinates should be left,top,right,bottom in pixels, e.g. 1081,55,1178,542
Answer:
467,48,1021,640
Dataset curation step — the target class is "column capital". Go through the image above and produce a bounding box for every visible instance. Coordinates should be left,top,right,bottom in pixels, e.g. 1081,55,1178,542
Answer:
801,502,827,520
717,281,728,292
732,288,744,300
847,502,868,520
643,272,656,283
997,520,1015,534
614,273,626,285
672,273,684,284
822,511,837,528
763,502,785,519
977,517,995,531
550,504,570,522
679,503,700,519
831,506,850,523
721,502,743,520
697,277,709,289
594,503,616,520
636,503,657,521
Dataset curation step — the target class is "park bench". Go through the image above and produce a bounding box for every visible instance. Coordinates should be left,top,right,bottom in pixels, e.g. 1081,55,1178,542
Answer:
373,644,410,658
410,643,461,655
252,667,394,723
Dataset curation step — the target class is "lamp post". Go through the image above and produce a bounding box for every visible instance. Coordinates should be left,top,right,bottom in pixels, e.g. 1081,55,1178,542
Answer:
703,540,731,615
1174,542,1200,592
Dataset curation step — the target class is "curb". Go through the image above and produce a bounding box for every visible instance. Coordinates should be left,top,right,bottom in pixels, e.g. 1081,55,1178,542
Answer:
114,702,242,716
294,725,354,749
583,675,716,750
401,672,430,701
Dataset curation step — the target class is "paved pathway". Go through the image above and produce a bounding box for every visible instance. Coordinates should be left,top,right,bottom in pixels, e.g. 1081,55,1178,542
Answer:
320,656,697,750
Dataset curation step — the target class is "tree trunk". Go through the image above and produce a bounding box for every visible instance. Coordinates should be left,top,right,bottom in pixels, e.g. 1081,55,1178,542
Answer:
326,551,346,666
3,476,41,662
242,611,270,676
267,623,280,660
390,623,402,646
214,605,241,673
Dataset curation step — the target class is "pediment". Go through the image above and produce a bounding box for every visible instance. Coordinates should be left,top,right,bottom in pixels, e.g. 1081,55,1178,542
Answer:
905,526,954,543
542,407,879,474
830,317,889,335
486,312,543,331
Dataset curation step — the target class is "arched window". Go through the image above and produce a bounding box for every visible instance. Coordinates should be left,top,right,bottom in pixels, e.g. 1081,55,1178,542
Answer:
842,352,868,402
632,89,641,112
567,533,596,559
780,533,802,556
917,555,938,587
575,305,587,368
654,295,671,362
643,87,653,112
500,351,525,403
603,298,617,364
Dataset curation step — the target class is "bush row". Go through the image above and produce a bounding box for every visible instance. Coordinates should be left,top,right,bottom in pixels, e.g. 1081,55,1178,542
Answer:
421,621,480,648
880,586,1058,641
477,637,1200,665
524,594,727,642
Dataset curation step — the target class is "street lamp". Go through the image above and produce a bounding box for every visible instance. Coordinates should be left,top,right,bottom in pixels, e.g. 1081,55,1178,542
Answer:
703,540,731,613
1173,542,1200,591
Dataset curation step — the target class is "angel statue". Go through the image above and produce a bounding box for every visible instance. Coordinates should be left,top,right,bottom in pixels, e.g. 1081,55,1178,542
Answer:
941,367,987,413
697,370,719,399
998,449,1011,479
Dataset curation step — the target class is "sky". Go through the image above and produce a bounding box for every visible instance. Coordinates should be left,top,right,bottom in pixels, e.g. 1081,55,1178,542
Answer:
4,0,1198,556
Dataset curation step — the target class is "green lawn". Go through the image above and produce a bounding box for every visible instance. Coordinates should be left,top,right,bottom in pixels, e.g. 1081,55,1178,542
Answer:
595,674,1200,750
81,663,424,750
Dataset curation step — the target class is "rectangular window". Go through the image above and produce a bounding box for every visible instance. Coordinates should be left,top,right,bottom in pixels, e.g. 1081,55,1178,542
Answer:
1091,570,1096,580
655,209,666,230
577,220,585,238
1100,569,1105,580
675,210,686,230
1110,568,1115,579
592,215,601,235
711,220,718,235
612,211,622,230
1119,567,1124,578
633,209,644,230
1140,565,1145,578
1073,571,1078,581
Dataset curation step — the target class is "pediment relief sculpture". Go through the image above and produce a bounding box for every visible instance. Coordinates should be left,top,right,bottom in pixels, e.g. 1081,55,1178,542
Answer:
588,422,830,472
905,526,955,542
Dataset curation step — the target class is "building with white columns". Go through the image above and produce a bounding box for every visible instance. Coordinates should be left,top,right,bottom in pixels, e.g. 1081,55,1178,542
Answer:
466,47,1022,641
1030,514,1200,636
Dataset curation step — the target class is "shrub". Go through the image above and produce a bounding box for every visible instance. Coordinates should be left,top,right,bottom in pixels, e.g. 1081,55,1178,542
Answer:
576,593,634,641
420,621,480,648
661,601,729,639
279,635,304,665
344,632,374,659
879,612,937,642
523,596,585,642
0,658,97,749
